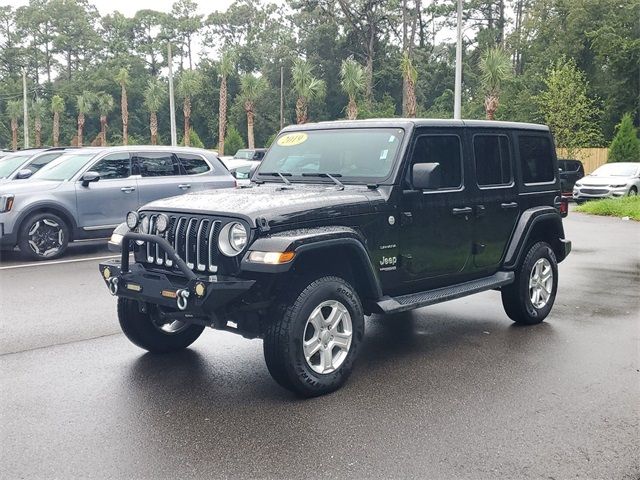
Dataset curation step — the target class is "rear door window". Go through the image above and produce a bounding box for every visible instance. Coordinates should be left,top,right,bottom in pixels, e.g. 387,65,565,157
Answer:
473,135,512,186
177,153,211,175
518,135,555,184
135,152,181,177
91,153,132,179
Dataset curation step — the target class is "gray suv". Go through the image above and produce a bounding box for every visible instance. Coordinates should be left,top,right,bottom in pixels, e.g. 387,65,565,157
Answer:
0,146,235,260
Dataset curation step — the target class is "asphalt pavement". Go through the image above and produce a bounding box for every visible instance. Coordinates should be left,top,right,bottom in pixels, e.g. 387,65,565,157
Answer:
1,212,638,479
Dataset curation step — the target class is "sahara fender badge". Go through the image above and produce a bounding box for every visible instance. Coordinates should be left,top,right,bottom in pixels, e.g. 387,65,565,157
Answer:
277,132,308,147
388,215,395,225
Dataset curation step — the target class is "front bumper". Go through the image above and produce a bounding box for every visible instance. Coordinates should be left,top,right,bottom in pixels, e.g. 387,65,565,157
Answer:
573,185,629,200
99,232,254,316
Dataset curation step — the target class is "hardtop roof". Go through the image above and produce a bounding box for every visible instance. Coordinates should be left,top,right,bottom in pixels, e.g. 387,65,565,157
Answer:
281,118,549,132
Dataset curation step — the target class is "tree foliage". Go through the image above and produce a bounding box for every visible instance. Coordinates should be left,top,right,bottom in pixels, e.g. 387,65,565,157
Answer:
609,114,640,163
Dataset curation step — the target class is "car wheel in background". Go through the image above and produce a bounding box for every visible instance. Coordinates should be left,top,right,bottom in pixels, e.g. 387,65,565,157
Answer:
18,212,70,261
628,187,637,196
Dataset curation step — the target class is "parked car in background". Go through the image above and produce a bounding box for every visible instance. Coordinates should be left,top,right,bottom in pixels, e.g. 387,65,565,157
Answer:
0,148,68,184
233,148,266,161
573,162,640,203
0,146,235,260
558,159,584,197
223,159,256,186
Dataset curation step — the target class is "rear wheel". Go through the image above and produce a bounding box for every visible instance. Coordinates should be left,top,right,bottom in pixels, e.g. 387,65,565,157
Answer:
264,276,365,397
117,298,205,353
501,241,558,325
18,212,69,260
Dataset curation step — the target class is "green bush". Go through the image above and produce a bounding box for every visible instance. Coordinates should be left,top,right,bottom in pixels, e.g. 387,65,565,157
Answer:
608,113,640,162
180,129,204,148
224,126,245,156
575,196,640,221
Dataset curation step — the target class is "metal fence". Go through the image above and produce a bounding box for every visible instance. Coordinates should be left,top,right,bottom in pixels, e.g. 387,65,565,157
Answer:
556,148,609,174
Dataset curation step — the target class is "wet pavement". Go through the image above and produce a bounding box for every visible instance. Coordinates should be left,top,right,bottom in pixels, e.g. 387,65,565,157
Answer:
1,212,638,479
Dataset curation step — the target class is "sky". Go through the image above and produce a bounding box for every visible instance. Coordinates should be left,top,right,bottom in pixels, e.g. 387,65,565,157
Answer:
1,0,237,17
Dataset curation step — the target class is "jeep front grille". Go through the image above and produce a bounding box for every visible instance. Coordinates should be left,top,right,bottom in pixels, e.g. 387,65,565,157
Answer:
142,214,222,273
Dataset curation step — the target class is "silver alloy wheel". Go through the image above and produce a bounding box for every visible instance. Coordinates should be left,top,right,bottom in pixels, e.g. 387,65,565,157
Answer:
27,218,64,257
153,319,189,334
529,258,553,309
302,300,353,375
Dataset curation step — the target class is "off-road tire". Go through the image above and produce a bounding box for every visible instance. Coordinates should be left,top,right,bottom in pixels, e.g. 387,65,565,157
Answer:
18,212,69,261
501,241,558,325
264,276,365,397
117,298,205,353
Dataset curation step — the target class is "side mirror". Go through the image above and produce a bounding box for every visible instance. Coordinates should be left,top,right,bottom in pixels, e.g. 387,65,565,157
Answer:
16,169,33,179
412,163,441,190
81,171,100,187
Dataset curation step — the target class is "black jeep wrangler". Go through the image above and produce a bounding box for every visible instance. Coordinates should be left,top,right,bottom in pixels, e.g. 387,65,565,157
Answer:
99,119,571,397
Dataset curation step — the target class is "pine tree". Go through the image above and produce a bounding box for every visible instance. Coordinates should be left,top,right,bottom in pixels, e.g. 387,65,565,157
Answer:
608,114,640,163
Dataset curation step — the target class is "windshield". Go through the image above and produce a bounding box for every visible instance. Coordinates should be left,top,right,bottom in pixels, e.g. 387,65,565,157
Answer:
0,154,32,178
234,149,255,160
257,128,405,183
591,163,639,177
32,153,96,181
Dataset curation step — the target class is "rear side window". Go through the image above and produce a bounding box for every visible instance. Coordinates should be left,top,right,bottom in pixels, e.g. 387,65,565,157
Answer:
411,135,462,189
92,153,131,179
136,152,181,177
519,135,555,184
177,153,211,175
474,135,512,186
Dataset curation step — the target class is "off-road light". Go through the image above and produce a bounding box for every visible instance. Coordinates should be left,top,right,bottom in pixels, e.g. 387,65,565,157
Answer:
126,211,139,229
161,290,177,299
102,267,111,280
248,251,295,264
156,214,169,233
218,222,247,257
195,282,206,297
126,283,142,292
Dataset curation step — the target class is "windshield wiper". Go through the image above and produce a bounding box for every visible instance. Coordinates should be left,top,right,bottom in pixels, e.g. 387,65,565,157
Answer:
259,171,292,185
302,172,345,190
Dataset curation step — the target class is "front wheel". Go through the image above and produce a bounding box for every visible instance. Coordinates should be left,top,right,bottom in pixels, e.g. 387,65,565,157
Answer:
264,276,365,397
501,242,558,325
628,186,638,196
18,212,69,260
117,298,205,353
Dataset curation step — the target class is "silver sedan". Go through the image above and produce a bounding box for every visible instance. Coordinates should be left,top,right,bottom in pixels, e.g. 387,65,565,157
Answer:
573,162,640,202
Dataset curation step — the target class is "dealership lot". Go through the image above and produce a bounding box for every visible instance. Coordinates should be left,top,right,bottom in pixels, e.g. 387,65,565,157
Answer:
1,211,638,479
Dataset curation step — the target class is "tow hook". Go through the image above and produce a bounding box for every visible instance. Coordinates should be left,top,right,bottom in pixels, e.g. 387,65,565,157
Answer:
176,289,190,311
108,277,119,295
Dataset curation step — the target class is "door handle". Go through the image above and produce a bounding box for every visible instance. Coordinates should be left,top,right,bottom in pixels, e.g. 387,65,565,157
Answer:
120,187,135,193
452,207,473,216
501,202,518,209
178,184,191,190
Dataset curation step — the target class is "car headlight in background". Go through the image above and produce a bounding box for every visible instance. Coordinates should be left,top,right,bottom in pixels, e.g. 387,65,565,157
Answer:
0,194,15,213
126,211,139,229
218,222,247,256
609,183,628,188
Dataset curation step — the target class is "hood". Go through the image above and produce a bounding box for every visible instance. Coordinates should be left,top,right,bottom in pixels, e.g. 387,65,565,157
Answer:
142,183,377,227
0,179,63,194
578,175,632,186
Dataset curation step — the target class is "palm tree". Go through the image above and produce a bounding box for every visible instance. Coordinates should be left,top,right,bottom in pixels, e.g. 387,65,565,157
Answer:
76,91,94,147
340,58,366,120
96,92,114,146
31,98,46,147
291,58,326,124
51,95,65,147
401,52,418,118
115,67,130,145
176,70,202,147
6,100,22,150
217,52,234,155
239,74,267,149
479,47,512,120
144,78,165,145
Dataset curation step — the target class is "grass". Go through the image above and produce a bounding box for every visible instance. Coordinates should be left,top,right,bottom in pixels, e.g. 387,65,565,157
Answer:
575,196,640,221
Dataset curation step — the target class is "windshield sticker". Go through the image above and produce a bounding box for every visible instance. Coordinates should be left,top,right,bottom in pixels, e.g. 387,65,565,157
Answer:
388,135,396,143
277,133,308,147
380,149,388,160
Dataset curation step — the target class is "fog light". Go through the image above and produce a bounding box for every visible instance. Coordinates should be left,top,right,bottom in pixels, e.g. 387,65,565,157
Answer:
126,283,142,292
195,282,206,297
103,267,111,280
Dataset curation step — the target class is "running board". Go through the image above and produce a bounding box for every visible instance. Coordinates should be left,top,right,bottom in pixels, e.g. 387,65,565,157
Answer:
375,271,515,314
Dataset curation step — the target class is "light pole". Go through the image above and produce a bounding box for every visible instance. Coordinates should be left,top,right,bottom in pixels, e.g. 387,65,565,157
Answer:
167,42,177,146
453,0,463,120
22,68,29,148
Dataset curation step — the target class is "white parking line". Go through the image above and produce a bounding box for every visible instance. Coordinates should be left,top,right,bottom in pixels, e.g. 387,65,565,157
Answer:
0,254,119,270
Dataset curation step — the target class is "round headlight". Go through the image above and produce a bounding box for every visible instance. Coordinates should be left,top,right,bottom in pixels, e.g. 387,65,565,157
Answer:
126,211,139,230
218,222,247,257
140,216,150,234
156,214,169,233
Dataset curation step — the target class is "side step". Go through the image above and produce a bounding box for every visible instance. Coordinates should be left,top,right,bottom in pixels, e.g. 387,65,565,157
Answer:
375,271,515,314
